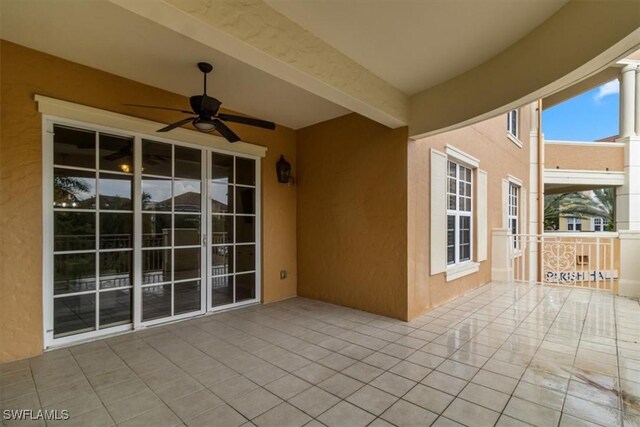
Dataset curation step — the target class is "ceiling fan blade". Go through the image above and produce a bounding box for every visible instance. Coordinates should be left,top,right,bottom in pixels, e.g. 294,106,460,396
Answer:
125,104,194,114
157,117,195,132
217,113,275,130
213,119,240,143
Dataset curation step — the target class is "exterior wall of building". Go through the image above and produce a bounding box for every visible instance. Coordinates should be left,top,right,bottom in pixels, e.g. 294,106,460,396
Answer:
545,142,624,171
407,108,531,319
296,114,410,320
0,41,298,361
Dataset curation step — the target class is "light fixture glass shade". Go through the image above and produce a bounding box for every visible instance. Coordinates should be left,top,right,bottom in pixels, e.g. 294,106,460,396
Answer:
276,155,291,183
193,120,216,132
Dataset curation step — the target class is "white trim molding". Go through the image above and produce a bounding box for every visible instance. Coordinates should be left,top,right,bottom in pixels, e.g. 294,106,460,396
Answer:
445,145,479,168
507,175,524,187
34,95,268,158
507,132,523,148
545,140,626,148
446,262,480,282
544,169,625,187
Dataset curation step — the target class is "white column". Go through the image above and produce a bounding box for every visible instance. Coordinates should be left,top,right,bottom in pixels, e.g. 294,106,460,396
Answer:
528,102,540,282
619,231,640,298
620,64,637,138
636,67,640,136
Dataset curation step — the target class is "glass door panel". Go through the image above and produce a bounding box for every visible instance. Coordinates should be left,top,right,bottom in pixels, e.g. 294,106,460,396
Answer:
52,126,134,338
210,154,257,308
140,140,203,323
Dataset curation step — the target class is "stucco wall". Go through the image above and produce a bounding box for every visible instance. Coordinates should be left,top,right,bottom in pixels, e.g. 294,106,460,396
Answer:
296,114,409,320
408,108,531,319
0,41,298,361
545,143,624,172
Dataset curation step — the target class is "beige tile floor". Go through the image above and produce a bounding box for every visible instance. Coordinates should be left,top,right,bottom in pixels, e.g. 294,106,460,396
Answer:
2,282,640,427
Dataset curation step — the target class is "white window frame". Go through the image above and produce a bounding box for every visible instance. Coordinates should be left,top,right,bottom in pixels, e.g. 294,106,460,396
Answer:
592,217,609,231
506,109,523,148
567,217,582,231
446,160,473,267
42,114,263,349
507,109,519,139
508,182,520,252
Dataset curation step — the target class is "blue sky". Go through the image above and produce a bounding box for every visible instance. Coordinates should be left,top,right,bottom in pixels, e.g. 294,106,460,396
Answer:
542,80,619,141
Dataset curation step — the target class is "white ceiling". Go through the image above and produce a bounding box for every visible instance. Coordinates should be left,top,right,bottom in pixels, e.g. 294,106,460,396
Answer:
0,0,350,130
266,0,569,95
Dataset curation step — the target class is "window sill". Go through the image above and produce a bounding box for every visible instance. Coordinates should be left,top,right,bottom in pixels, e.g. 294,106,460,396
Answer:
446,262,480,282
507,132,523,148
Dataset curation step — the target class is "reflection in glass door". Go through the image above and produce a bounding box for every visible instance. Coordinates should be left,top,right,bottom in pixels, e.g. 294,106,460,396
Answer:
51,125,134,338
210,153,258,309
141,140,205,323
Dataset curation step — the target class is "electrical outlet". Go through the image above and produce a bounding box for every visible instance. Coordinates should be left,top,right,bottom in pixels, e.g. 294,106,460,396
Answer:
280,270,287,280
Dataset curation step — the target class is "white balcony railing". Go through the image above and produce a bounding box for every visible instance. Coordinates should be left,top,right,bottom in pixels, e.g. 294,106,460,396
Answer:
493,229,618,292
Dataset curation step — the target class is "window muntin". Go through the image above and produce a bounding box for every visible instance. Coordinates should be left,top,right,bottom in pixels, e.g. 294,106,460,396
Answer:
567,217,582,231
507,109,518,138
446,161,473,265
508,183,519,249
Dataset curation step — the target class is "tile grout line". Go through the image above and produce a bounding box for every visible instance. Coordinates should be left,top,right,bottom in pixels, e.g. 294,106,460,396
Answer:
492,285,576,427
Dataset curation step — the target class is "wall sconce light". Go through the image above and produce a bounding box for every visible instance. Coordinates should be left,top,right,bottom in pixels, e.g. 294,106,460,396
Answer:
276,155,292,184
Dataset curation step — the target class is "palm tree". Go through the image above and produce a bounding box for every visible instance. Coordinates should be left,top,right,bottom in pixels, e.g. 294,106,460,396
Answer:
560,188,615,230
544,193,566,230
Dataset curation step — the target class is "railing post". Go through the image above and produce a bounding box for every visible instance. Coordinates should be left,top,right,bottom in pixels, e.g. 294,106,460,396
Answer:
491,229,513,282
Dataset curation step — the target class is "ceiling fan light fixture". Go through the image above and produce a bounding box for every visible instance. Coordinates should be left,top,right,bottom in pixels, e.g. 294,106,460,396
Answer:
193,119,216,132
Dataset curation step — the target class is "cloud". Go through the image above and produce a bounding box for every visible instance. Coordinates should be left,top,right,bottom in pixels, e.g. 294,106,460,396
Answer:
594,80,619,101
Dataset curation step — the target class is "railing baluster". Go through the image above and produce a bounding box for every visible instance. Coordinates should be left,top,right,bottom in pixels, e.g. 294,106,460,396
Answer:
595,237,601,291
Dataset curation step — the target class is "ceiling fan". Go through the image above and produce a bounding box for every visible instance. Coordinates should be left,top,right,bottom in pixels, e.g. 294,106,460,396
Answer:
126,62,276,143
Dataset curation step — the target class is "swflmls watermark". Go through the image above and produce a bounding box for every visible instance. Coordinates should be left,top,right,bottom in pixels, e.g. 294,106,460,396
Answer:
3,409,69,421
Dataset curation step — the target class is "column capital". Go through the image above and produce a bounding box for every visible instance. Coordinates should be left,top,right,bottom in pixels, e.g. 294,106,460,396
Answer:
622,63,639,73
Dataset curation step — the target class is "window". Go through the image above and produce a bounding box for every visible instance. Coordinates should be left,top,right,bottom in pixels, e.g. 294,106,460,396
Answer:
508,183,519,248
567,217,582,231
447,161,473,265
593,217,609,231
507,109,518,138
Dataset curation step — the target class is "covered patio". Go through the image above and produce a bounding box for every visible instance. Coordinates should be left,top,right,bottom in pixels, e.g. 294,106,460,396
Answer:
2,282,639,427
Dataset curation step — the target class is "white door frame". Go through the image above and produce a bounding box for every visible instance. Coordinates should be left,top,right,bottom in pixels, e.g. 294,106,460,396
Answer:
42,115,262,349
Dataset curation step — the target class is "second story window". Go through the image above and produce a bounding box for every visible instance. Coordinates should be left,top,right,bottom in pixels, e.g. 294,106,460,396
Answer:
507,109,519,139
447,161,473,265
567,217,582,231
593,217,609,231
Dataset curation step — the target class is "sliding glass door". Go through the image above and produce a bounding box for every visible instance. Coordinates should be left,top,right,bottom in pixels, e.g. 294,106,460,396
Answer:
45,119,260,347
210,153,258,309
140,140,205,324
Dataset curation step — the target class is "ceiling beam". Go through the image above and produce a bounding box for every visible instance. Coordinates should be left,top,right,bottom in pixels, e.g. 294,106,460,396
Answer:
108,0,408,129
409,0,640,138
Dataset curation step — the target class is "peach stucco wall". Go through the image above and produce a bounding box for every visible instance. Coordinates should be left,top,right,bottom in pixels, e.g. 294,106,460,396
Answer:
545,143,624,172
0,41,298,361
296,114,409,320
408,108,531,319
